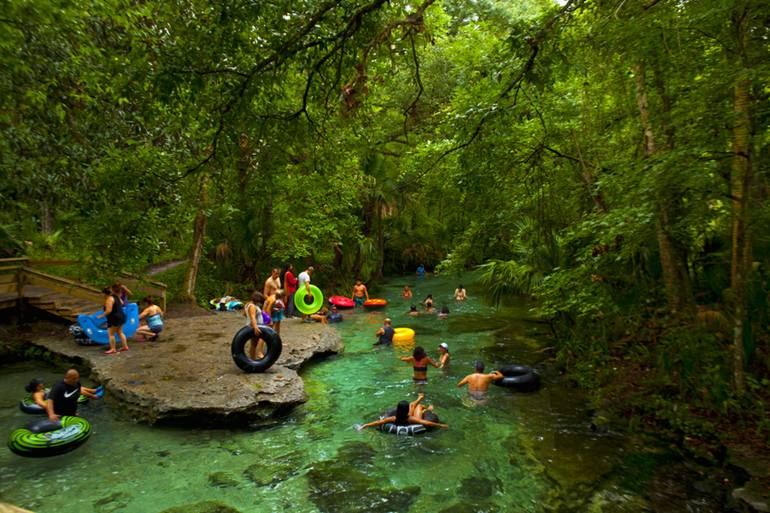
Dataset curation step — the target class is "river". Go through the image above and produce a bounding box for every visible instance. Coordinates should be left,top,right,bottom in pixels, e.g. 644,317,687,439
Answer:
0,274,730,512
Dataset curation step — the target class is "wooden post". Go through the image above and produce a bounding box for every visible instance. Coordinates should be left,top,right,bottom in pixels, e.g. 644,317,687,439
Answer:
16,265,25,324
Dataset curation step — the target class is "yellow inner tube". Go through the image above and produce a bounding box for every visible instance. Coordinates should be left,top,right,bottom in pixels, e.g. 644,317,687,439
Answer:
393,327,415,342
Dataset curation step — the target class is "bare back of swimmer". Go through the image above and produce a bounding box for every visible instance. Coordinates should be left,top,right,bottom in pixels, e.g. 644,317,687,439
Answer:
457,361,502,396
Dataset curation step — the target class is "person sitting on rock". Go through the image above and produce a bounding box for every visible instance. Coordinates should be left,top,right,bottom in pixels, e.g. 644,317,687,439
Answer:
136,296,164,342
310,306,330,325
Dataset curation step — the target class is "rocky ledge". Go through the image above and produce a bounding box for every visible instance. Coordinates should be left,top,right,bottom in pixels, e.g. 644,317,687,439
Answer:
28,314,343,425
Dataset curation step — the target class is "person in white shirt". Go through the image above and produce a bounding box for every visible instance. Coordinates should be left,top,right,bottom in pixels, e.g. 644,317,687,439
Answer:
297,266,314,320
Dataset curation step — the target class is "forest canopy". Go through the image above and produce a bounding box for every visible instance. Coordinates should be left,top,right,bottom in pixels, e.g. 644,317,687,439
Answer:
1,0,769,439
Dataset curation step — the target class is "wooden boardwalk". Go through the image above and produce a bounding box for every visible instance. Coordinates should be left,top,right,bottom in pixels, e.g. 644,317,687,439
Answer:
0,258,166,322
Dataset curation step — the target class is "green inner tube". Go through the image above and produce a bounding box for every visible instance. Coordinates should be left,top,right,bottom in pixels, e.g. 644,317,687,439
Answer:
8,416,92,457
294,284,324,315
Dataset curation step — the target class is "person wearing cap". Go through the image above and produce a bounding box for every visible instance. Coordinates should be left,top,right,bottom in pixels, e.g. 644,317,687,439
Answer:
374,318,394,346
438,343,450,368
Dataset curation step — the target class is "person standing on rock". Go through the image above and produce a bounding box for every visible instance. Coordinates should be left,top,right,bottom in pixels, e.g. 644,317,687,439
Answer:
263,268,281,298
284,264,298,318
99,285,128,355
46,369,101,421
263,289,285,336
244,292,265,359
297,266,314,321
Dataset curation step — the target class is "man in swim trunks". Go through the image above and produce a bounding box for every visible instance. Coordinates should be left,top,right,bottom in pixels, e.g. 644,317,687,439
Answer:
263,268,281,298
351,279,369,307
374,318,394,346
46,369,100,421
457,361,503,399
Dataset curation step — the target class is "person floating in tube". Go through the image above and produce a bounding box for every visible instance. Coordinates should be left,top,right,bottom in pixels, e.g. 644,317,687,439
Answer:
357,393,448,431
46,369,102,422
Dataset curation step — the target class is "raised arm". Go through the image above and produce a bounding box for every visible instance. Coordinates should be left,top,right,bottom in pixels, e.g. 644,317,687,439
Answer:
411,417,449,429
358,416,395,430
457,375,469,388
400,356,414,363
247,305,261,335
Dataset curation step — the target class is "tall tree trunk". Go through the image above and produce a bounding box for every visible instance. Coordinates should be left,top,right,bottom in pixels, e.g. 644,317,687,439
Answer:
729,4,753,395
633,62,694,315
182,173,210,302
39,198,53,235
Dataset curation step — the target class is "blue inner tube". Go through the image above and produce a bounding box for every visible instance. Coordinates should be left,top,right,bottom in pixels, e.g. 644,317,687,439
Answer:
76,303,140,345
493,365,541,392
378,407,440,436
8,416,92,457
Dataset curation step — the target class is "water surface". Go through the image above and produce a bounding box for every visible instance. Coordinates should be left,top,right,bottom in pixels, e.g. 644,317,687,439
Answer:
0,275,724,512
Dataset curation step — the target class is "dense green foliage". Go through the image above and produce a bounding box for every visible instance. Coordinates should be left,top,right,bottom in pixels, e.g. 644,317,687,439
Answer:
2,0,769,443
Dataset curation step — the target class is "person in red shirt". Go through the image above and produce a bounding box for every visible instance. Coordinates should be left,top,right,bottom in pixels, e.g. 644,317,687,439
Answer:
284,264,299,318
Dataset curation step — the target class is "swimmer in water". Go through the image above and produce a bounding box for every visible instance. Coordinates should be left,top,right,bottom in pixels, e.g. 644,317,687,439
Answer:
25,378,47,409
357,395,448,431
454,284,467,301
423,294,434,313
438,343,450,368
407,304,420,317
400,346,439,384
438,305,449,319
402,285,413,299
457,361,503,399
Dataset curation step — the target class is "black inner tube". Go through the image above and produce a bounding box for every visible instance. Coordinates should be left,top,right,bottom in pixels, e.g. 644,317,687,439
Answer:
494,365,541,392
231,326,283,373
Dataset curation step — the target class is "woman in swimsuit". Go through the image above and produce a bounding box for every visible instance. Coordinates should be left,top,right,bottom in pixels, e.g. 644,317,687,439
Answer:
243,291,265,359
402,285,413,299
136,296,164,341
400,346,439,384
263,289,285,335
25,378,47,409
357,394,448,431
423,294,434,313
99,285,128,355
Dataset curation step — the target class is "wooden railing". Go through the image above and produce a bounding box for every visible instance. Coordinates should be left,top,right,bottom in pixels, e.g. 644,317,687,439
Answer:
0,257,167,312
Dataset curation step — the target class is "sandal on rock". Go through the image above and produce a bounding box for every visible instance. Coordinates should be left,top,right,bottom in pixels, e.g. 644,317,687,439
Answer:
118,346,129,352
103,349,117,355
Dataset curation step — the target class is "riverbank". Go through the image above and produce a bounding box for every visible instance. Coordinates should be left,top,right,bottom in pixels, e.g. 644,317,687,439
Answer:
24,312,343,425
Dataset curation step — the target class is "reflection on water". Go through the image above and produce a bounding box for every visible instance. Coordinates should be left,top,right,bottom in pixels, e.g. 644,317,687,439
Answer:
0,274,727,512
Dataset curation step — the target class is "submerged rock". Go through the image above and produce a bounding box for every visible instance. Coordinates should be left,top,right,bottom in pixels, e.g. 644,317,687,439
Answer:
93,491,131,513
158,501,242,513
307,453,420,513
207,471,240,488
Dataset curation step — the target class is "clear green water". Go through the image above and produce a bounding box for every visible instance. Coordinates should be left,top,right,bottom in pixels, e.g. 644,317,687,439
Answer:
0,275,722,513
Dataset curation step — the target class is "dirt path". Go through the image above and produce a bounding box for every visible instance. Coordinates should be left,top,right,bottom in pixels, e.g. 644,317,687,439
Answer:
145,259,187,276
